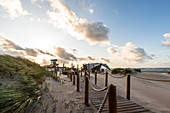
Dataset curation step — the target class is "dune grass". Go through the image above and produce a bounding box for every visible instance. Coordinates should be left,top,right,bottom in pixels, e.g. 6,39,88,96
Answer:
0,55,55,113
111,68,133,75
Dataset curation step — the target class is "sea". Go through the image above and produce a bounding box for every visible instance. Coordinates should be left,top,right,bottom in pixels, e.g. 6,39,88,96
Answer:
140,68,170,73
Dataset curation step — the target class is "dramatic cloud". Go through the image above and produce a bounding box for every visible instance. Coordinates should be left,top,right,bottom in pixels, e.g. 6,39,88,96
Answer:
162,33,170,47
78,56,95,62
100,58,110,63
47,0,110,45
87,56,95,61
41,59,50,65
108,42,153,63
54,47,77,61
0,0,29,18
0,35,38,57
36,49,55,57
0,35,55,58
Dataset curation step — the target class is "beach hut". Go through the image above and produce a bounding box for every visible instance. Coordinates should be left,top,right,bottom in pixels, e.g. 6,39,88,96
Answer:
84,63,111,72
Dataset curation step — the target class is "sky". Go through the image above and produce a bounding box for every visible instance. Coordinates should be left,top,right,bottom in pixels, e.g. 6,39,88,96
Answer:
0,0,170,68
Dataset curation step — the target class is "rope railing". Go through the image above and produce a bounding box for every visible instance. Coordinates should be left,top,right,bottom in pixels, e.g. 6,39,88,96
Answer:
97,84,110,113
131,74,170,82
88,77,108,92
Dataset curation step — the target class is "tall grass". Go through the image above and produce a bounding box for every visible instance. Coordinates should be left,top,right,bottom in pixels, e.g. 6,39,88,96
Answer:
0,55,54,113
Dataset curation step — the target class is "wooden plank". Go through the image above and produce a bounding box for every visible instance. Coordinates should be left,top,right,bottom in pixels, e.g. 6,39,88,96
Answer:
80,78,153,113
118,106,144,112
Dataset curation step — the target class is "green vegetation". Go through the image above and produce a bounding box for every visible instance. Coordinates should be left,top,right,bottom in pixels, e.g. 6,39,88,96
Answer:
111,68,122,74
111,68,140,75
0,55,55,113
134,69,141,72
123,68,132,75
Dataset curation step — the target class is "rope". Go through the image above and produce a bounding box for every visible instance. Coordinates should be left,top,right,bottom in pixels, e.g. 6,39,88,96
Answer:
132,75,170,82
87,77,108,92
108,73,127,78
80,79,85,82
97,84,110,113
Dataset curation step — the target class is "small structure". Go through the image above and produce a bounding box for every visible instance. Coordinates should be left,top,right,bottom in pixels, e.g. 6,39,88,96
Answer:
84,63,111,72
50,59,59,73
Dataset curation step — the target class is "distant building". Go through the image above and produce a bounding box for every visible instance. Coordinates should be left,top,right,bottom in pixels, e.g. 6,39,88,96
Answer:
84,63,111,72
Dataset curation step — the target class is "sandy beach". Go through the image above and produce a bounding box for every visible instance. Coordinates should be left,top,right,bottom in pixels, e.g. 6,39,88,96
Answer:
35,72,170,113
35,76,96,113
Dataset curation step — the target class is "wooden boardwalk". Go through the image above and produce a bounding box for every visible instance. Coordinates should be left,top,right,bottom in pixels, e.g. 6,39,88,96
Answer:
80,78,153,113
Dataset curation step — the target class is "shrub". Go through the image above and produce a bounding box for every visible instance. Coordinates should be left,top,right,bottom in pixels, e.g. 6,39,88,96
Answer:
134,69,141,72
111,68,122,74
123,68,132,75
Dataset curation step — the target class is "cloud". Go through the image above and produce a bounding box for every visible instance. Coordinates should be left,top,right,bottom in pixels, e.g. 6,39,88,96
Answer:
107,47,117,54
162,33,170,47
113,9,119,17
77,56,95,62
87,56,95,61
0,35,56,57
36,49,55,57
47,0,110,45
54,47,77,61
100,58,110,63
108,42,153,63
0,0,30,18
41,59,50,65
89,8,94,14
0,35,38,57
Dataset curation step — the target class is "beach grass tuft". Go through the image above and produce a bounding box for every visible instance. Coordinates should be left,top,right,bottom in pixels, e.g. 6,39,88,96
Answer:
0,55,55,113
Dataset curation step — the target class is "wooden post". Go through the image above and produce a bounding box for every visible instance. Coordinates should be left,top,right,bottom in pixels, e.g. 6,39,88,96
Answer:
77,64,79,70
88,71,90,79
70,72,72,81
81,70,82,77
59,69,61,76
77,71,80,92
85,76,89,106
105,72,108,87
73,71,75,85
56,70,58,77
95,71,97,85
126,74,131,100
67,71,69,78
108,84,117,113
84,70,86,80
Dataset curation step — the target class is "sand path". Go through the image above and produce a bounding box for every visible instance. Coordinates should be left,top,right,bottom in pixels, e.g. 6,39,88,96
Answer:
35,76,96,113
